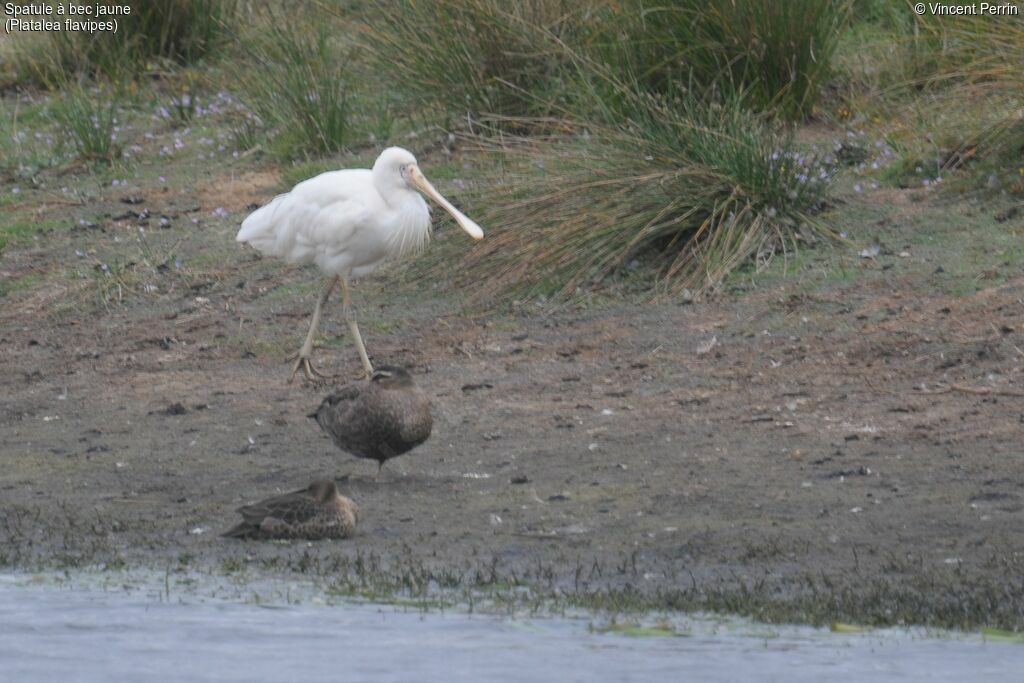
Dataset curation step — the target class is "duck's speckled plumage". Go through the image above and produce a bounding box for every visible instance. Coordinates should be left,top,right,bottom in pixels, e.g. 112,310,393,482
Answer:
222,480,358,540
312,366,433,472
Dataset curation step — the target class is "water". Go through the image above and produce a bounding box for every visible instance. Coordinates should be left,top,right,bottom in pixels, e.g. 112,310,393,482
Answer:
1,573,1022,682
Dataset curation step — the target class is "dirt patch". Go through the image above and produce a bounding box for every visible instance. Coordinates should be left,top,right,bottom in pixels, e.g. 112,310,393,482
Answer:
2,144,1023,627
197,170,282,213
2,232,1023,626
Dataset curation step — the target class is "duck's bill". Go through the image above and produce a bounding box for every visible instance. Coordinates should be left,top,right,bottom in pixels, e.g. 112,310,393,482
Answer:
408,166,484,241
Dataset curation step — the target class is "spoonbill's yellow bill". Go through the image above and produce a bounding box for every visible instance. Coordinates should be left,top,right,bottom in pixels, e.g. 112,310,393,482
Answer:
236,147,483,382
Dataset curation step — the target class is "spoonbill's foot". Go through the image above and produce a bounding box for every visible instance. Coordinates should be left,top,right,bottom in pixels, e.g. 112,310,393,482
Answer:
287,353,333,384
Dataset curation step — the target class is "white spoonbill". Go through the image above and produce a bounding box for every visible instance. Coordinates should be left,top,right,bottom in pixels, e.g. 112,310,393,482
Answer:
237,147,483,382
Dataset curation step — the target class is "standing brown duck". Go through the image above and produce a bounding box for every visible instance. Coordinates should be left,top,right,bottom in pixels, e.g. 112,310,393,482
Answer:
222,480,358,540
311,366,433,477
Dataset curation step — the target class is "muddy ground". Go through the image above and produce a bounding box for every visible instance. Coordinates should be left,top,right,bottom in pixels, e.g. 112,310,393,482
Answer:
2,170,1024,627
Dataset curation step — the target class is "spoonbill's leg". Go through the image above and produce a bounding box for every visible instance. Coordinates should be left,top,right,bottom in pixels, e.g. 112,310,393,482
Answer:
341,277,374,377
288,275,339,383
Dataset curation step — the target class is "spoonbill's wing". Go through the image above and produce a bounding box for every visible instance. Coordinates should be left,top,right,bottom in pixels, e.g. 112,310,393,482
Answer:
237,169,377,267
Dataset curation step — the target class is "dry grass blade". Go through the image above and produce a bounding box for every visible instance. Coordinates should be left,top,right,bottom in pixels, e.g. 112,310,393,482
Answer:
411,104,833,305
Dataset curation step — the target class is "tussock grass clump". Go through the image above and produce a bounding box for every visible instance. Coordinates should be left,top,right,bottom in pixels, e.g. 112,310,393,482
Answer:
233,18,355,157
912,8,1023,81
359,0,586,124
432,97,833,303
911,11,1024,190
835,7,1019,193
596,0,849,120
360,0,847,125
15,0,237,84
51,82,124,163
843,10,1024,193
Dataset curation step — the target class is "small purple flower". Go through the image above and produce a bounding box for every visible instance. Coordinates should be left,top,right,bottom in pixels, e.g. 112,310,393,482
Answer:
212,207,229,218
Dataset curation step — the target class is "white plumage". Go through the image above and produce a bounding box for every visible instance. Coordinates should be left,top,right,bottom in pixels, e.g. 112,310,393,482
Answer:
237,147,483,381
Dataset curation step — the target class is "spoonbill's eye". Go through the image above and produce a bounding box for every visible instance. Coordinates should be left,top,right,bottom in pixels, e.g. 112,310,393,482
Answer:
399,164,407,175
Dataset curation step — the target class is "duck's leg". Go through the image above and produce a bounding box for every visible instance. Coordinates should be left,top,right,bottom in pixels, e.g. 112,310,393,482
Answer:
288,275,339,383
341,277,374,378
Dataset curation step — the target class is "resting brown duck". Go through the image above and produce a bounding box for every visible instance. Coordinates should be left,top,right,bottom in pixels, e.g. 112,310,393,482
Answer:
222,480,358,540
311,366,433,477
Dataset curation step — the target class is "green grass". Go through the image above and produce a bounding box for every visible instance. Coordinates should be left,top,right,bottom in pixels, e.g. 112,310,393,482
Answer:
591,0,850,120
834,5,1023,196
417,95,834,303
355,0,848,301
232,12,365,158
50,82,124,163
980,628,1024,644
13,0,238,84
0,99,69,179
360,0,848,126
593,622,683,637
0,273,43,299
1,218,65,250
735,187,1024,301
359,0,579,126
